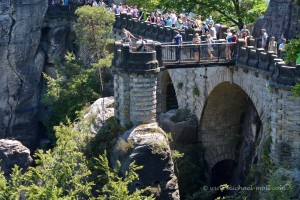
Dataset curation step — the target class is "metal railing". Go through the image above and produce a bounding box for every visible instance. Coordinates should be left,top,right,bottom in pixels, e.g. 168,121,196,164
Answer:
161,42,236,65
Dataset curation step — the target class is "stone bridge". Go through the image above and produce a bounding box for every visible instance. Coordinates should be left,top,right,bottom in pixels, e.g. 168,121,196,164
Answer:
113,17,300,170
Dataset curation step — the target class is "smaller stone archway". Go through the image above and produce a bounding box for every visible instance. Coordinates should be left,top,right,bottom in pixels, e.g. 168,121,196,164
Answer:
211,159,237,187
159,71,179,113
200,81,262,185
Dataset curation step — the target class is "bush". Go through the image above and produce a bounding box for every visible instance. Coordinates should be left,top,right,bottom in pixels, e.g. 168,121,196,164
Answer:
284,36,300,64
116,139,134,156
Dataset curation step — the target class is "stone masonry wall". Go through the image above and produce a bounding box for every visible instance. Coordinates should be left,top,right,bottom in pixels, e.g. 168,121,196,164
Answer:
129,73,157,125
114,72,158,126
167,66,300,168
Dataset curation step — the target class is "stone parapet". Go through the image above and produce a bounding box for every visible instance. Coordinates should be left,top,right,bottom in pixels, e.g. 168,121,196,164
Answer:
236,39,298,86
113,13,229,42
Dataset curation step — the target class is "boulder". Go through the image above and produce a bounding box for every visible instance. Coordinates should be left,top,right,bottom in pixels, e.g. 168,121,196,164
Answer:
83,96,114,134
160,109,198,144
111,123,180,200
0,139,33,177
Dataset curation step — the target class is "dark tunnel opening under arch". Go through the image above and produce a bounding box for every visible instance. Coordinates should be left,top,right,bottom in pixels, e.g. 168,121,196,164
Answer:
161,71,178,112
200,81,262,187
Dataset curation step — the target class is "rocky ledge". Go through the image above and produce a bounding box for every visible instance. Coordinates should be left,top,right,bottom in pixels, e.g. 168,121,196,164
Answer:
111,123,180,200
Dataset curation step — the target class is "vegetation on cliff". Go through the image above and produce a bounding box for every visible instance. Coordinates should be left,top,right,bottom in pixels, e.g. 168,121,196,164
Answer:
43,6,114,136
0,6,154,200
0,119,153,199
284,35,300,96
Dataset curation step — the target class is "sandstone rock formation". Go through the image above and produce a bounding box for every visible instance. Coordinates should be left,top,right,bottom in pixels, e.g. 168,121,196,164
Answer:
83,96,114,134
0,139,33,177
111,123,180,200
0,0,48,149
160,109,198,144
253,0,300,40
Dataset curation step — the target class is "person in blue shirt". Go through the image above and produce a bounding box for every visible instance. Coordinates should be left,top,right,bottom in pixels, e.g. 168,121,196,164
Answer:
166,16,172,27
173,31,183,61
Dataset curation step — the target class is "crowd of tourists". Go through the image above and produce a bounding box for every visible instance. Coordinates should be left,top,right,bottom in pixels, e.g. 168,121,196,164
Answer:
49,1,287,61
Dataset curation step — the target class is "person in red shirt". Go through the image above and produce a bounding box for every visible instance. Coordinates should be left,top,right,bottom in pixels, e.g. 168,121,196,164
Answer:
231,31,237,60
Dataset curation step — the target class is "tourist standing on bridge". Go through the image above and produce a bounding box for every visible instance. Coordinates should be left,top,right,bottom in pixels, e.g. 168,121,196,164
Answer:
226,29,233,60
173,31,183,62
208,23,217,40
261,29,268,52
268,36,277,54
278,38,286,59
207,34,215,60
239,25,250,37
192,33,201,61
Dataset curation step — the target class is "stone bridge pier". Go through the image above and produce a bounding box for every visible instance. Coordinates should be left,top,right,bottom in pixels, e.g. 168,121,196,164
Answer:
113,42,160,126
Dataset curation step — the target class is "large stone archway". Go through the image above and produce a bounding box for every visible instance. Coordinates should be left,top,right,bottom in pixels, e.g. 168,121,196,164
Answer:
199,81,263,187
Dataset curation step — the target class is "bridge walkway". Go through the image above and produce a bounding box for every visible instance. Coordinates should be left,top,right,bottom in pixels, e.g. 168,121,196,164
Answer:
127,40,236,69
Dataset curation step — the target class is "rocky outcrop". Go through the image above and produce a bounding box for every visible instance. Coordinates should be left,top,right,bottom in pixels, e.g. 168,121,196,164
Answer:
0,139,33,177
83,97,114,134
160,109,198,144
0,0,48,149
253,0,300,40
111,123,180,200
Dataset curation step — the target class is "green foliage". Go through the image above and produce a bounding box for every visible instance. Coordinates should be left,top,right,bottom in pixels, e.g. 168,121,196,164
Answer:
292,79,300,97
192,85,200,96
0,119,152,199
85,117,129,159
156,0,267,28
0,165,24,200
260,169,298,200
116,139,135,156
126,0,160,11
284,36,300,64
74,6,115,59
43,52,100,136
95,151,154,200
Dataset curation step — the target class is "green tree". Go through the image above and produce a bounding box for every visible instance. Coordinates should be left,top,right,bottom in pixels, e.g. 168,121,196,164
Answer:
127,0,160,11
43,52,100,135
134,0,267,28
284,36,300,64
0,120,152,199
95,151,154,200
43,6,115,134
74,5,115,92
284,36,300,97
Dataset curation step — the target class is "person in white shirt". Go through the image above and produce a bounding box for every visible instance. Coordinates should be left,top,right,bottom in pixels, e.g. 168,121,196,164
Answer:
170,11,177,27
261,29,268,51
208,23,217,39
92,0,98,6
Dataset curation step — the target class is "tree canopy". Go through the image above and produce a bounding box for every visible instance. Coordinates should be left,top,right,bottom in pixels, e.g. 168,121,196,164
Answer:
129,0,268,28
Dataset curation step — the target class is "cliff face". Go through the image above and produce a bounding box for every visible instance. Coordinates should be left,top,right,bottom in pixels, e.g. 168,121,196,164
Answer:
253,0,300,40
0,0,47,148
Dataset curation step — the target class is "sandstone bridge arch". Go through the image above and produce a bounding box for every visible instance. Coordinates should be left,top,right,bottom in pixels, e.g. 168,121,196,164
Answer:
166,66,278,184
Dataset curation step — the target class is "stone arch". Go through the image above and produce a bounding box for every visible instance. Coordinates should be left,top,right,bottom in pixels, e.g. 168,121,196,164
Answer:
199,81,263,182
159,70,178,113
198,68,267,126
211,159,238,187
